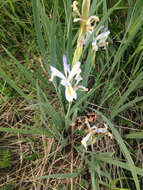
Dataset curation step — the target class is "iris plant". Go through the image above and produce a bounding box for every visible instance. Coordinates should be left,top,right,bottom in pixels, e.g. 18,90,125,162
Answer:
50,55,88,102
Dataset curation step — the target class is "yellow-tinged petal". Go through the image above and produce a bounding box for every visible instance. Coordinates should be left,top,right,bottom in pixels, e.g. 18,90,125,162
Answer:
68,86,72,96
65,85,77,102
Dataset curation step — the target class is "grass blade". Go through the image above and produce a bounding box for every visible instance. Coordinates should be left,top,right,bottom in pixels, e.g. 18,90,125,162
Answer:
0,68,28,100
110,72,143,119
0,126,52,137
32,0,49,71
126,131,143,139
90,109,140,190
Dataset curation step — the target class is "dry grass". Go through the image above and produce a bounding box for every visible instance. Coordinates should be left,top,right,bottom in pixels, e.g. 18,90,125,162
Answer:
0,98,117,190
0,95,143,189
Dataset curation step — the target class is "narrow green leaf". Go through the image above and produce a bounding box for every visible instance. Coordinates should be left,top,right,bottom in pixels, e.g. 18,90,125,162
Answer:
111,96,143,119
69,83,103,116
36,82,63,129
3,46,35,86
49,0,58,67
126,131,143,139
32,0,49,71
0,127,52,136
0,68,28,100
90,109,140,190
82,49,92,86
110,72,143,119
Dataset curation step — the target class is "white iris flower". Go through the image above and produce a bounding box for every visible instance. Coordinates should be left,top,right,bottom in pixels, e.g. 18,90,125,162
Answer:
84,23,110,51
92,27,110,51
49,55,88,102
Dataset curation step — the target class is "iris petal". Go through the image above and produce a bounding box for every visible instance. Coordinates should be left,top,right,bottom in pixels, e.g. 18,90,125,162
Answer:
65,84,77,102
63,55,70,76
81,133,91,150
92,39,98,51
68,61,81,81
50,66,66,81
96,30,110,41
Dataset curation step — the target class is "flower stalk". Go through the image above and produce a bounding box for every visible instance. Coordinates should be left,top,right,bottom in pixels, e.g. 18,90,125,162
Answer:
72,0,90,67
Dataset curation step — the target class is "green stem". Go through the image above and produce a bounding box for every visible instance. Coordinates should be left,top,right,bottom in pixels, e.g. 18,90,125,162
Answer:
90,154,98,190
91,170,98,190
65,102,72,131
65,102,72,120
91,49,96,67
90,141,98,190
72,0,91,67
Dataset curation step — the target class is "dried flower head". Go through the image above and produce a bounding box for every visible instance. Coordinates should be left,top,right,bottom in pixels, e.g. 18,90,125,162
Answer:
72,1,81,17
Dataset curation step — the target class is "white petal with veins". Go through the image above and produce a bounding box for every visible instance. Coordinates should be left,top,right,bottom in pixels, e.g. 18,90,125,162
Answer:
65,84,77,102
81,133,91,150
49,66,66,81
68,61,81,81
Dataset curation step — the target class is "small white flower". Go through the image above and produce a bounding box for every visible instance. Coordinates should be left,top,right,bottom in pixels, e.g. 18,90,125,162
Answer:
50,55,87,102
81,133,91,150
92,28,110,51
83,21,110,51
96,30,110,46
81,124,113,150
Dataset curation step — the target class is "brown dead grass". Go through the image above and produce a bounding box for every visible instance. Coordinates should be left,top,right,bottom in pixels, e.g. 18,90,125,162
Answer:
1,97,142,190
0,98,88,189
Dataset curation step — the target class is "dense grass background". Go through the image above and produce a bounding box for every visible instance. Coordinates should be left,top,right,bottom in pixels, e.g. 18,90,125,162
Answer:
0,0,143,189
